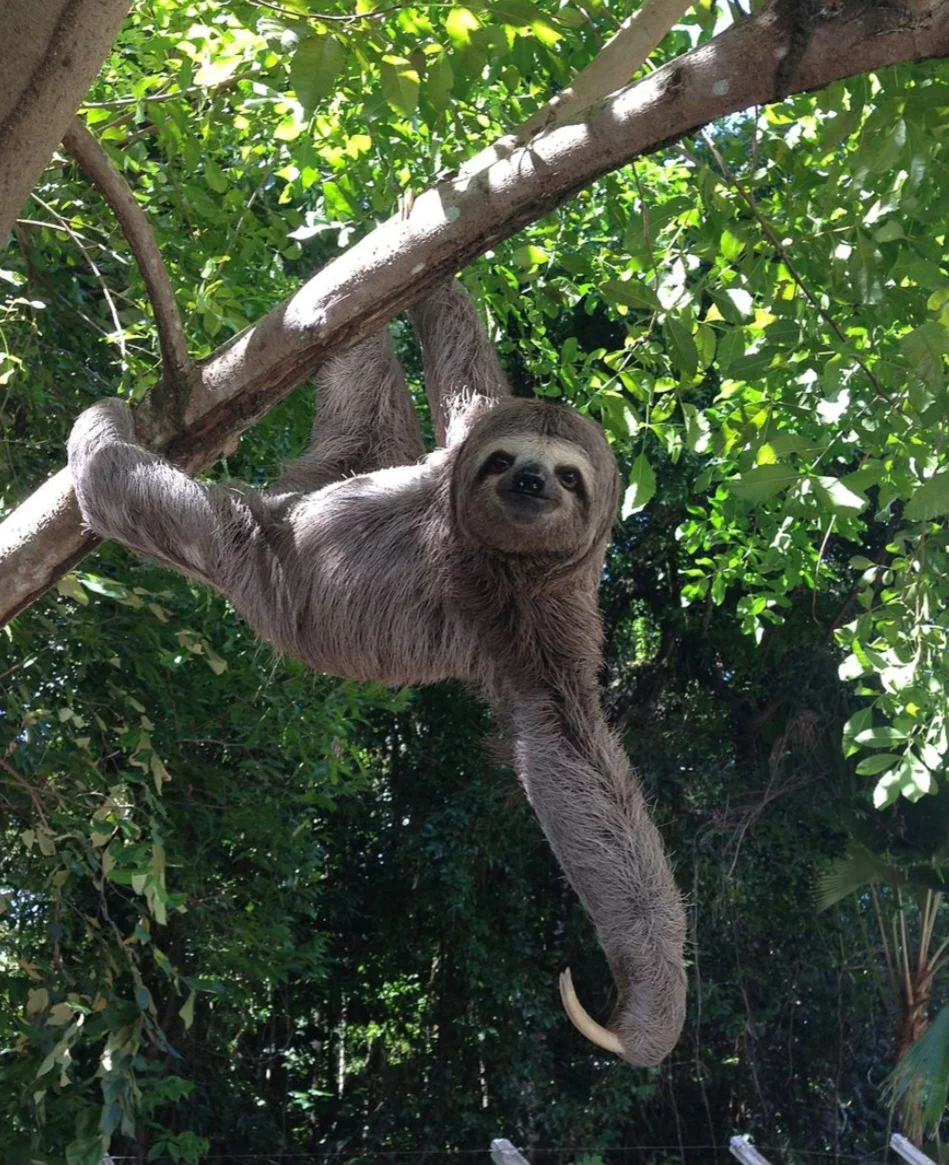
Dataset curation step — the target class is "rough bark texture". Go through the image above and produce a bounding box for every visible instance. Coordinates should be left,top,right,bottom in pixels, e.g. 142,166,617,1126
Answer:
0,0,133,244
2,0,949,625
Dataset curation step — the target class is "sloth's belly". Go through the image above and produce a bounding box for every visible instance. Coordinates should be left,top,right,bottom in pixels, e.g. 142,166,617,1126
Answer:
259,577,476,690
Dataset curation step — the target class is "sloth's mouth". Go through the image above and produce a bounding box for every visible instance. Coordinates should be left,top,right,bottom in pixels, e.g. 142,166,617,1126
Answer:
498,489,559,518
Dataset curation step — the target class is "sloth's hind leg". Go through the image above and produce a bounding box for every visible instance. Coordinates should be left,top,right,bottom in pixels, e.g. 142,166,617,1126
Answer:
409,278,511,448
277,328,424,491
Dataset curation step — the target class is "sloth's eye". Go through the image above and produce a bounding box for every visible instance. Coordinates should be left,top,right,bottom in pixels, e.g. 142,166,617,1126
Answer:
486,452,513,474
558,468,581,490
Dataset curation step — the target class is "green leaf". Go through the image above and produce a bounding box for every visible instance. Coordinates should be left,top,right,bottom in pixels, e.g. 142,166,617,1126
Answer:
681,403,711,454
380,56,420,116
621,454,656,518
902,320,949,389
179,989,196,1031
873,769,904,808
490,0,541,25
720,229,744,261
723,288,754,318
47,1002,74,1026
424,53,454,111
322,179,356,219
289,35,344,114
812,475,868,516
906,470,949,520
817,846,902,910
842,707,873,756
204,160,228,194
897,752,935,801
855,726,908,747
663,316,698,379
729,464,799,503
855,752,902,775
512,244,549,270
446,6,480,47
602,278,661,312
26,987,49,1014
886,1002,949,1137
850,230,884,304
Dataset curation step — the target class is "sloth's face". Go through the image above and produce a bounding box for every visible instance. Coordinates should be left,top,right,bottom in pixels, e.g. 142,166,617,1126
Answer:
454,401,619,559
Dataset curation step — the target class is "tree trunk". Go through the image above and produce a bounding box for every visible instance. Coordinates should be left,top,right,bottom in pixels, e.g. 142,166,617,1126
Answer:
0,0,132,244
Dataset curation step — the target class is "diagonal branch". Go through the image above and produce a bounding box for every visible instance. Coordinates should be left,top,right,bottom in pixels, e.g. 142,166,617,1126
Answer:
517,0,695,142
2,0,948,627
461,0,695,180
62,118,195,394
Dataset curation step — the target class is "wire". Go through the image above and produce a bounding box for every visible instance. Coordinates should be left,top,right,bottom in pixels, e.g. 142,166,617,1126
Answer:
103,1143,892,1162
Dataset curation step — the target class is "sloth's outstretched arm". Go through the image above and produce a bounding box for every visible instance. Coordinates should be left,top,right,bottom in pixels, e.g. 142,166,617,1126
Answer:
511,684,687,1066
409,278,511,448
68,400,293,637
277,327,424,491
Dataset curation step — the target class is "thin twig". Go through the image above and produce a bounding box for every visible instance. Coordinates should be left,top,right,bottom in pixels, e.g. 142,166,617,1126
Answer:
871,882,899,997
813,515,836,619
248,0,410,22
0,754,50,828
81,70,262,110
30,192,127,367
920,891,942,972
62,118,194,392
632,163,659,289
16,217,99,244
896,885,913,1007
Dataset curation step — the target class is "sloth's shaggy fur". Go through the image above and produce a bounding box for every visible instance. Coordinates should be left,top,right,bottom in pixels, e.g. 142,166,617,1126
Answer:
68,278,686,1065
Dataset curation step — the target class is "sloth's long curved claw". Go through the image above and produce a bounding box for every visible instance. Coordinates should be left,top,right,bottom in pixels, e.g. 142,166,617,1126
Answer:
559,968,626,1058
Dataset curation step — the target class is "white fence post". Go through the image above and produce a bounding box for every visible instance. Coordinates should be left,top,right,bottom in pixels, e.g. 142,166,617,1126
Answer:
490,1137,530,1165
890,1133,937,1165
729,1135,773,1165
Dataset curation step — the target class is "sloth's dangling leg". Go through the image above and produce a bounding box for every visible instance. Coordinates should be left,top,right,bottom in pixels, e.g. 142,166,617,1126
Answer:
409,278,511,448
277,328,425,491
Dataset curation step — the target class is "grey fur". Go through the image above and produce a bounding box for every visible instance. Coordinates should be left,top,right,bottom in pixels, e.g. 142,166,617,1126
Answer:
67,278,686,1065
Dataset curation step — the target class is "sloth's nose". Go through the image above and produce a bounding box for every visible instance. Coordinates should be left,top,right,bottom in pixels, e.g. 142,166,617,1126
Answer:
512,464,547,495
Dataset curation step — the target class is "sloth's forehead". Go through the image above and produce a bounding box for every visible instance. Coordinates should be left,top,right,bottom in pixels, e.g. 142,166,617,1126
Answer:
480,435,593,470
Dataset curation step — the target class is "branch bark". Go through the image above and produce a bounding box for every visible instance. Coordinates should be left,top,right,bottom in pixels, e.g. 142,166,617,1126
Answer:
62,118,195,394
462,0,695,179
0,0,133,244
517,0,695,141
2,0,948,626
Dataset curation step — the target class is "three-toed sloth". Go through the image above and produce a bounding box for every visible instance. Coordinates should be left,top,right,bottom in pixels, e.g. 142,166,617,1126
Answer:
68,277,686,1066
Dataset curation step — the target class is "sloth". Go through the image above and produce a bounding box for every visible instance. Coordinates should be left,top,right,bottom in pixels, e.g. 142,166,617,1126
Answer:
68,278,687,1066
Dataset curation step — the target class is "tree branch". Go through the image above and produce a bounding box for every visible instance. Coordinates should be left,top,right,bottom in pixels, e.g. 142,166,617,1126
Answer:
2,0,948,626
0,0,133,244
461,0,694,180
62,118,195,395
518,0,695,142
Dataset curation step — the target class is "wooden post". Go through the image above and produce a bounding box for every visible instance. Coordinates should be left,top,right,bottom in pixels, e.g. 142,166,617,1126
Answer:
890,1133,937,1165
729,1135,773,1165
491,1138,530,1165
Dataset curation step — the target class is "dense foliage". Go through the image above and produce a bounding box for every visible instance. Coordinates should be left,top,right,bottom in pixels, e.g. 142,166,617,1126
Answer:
4,1,949,1161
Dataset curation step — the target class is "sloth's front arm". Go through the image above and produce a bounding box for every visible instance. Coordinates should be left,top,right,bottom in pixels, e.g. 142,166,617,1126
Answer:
68,400,296,638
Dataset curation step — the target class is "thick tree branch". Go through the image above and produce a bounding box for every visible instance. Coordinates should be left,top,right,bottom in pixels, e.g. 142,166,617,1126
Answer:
518,0,695,142
62,118,195,394
2,0,948,626
462,0,694,179
0,0,133,244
